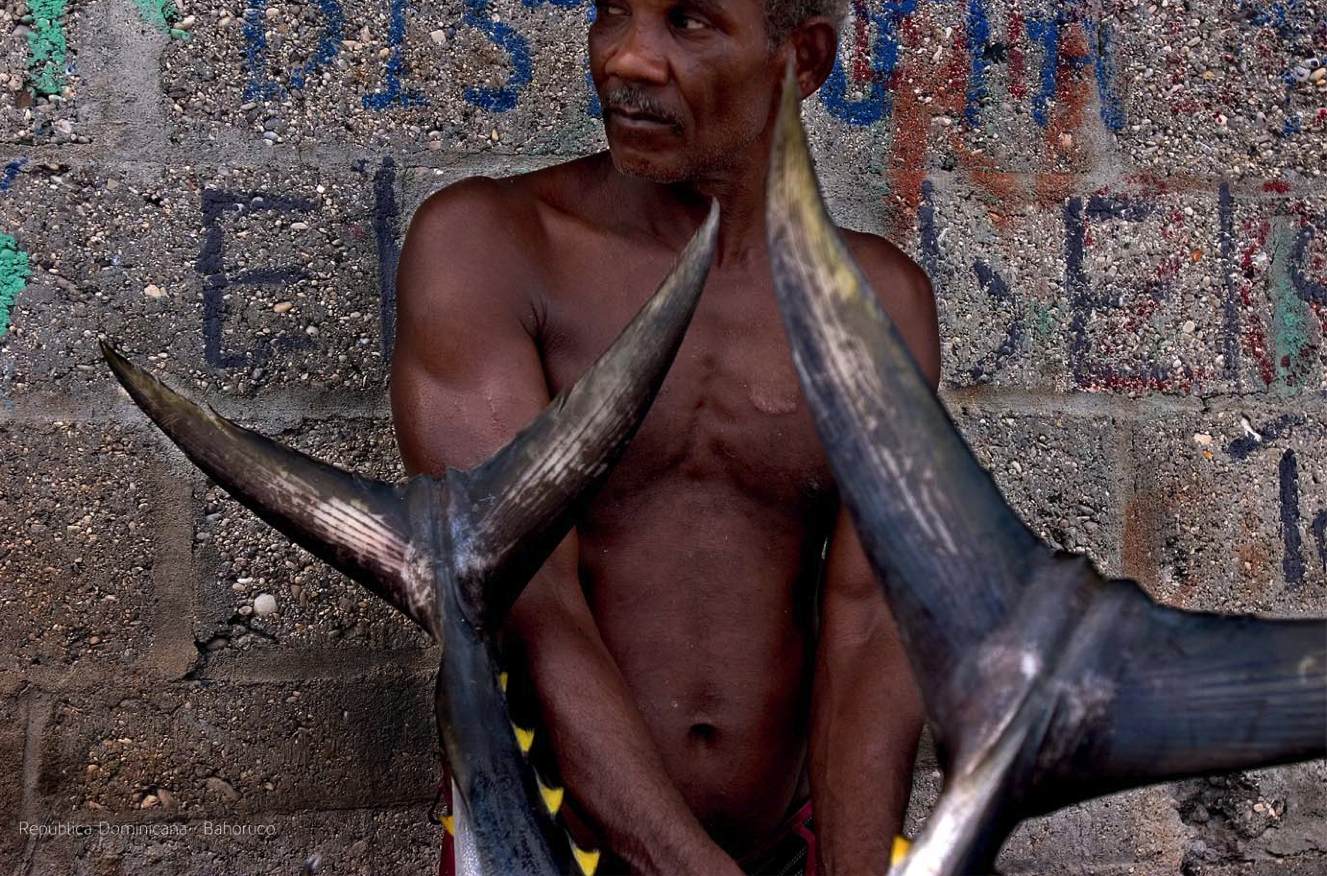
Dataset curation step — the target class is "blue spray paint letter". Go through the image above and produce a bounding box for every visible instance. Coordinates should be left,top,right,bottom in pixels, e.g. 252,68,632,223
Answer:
363,0,429,109
1086,18,1125,132
289,0,345,90
243,7,281,100
965,0,991,126
820,0,915,127
244,1,344,98
197,191,317,368
461,0,533,112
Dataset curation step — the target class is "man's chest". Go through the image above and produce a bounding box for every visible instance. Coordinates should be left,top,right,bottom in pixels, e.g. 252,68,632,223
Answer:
537,265,835,509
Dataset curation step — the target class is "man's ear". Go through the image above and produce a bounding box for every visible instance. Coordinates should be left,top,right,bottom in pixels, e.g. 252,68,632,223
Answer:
790,18,839,98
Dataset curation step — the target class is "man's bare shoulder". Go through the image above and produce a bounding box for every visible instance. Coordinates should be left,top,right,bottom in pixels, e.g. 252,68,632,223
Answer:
405,156,610,271
839,229,942,387
838,229,932,309
407,174,538,259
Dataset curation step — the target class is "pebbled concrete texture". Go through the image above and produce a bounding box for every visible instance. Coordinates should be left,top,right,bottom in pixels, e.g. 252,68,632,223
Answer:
952,405,1125,569
0,420,161,672
1128,408,1327,615
34,669,436,819
0,161,388,405
0,0,1324,873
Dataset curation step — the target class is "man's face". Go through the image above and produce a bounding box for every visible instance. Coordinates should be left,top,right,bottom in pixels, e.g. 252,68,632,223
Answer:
589,0,783,183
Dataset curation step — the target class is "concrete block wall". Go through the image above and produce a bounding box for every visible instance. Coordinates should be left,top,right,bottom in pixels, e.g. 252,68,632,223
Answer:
0,0,1323,872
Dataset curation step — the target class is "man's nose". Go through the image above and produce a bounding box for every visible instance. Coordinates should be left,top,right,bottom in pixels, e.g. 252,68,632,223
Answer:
602,21,669,84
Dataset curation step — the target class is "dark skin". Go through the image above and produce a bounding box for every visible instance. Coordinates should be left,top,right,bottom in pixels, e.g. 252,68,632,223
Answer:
391,1,939,873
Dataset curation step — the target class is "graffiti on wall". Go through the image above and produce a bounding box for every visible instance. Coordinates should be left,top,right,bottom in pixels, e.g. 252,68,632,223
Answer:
228,0,1128,129
1225,412,1326,588
925,179,1325,395
190,157,401,369
0,159,31,340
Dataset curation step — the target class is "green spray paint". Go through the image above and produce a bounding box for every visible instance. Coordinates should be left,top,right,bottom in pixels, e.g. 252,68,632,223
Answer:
0,233,31,336
1268,221,1318,393
1031,302,1055,339
132,0,179,32
25,0,68,97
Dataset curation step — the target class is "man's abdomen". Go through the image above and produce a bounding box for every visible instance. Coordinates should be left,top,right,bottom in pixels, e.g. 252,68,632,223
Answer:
578,483,824,856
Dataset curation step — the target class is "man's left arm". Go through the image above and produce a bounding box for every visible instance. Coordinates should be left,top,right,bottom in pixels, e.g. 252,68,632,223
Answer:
809,237,939,874
811,511,924,874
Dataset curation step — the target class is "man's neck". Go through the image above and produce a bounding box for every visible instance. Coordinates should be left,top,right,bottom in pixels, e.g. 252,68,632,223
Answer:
600,147,775,271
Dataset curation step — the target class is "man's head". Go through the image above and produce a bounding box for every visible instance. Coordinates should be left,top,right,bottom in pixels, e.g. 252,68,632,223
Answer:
589,0,843,184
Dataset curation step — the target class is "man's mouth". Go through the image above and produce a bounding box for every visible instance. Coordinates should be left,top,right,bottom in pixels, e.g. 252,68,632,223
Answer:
600,85,680,130
609,107,677,128
614,107,668,122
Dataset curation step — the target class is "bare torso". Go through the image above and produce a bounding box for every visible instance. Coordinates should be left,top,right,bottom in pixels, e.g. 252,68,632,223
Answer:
482,152,920,850
539,204,830,849
392,142,938,866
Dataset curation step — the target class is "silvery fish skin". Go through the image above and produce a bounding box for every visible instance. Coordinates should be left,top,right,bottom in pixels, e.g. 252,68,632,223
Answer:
764,65,1326,876
102,201,719,875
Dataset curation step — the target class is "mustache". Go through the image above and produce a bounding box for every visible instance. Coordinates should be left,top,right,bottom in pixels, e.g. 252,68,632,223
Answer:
602,86,681,126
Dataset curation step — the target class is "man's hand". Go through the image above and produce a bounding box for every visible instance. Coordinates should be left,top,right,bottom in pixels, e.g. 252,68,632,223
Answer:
390,178,740,876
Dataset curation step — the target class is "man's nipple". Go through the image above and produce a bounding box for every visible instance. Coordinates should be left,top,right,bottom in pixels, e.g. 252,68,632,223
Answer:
748,382,799,415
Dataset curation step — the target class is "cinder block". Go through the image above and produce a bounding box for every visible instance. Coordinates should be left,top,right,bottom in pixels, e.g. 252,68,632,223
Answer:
998,786,1185,875
805,0,1113,231
161,0,604,155
907,180,1327,398
1107,1,1327,181
22,805,439,875
1058,187,1236,395
1128,409,1327,615
0,161,390,404
0,690,27,868
36,669,437,819
0,0,91,146
1057,185,1325,398
918,177,1072,390
0,421,162,672
949,404,1124,573
192,415,431,665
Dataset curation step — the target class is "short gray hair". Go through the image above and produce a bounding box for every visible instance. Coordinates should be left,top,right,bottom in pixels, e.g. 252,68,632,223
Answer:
764,0,849,47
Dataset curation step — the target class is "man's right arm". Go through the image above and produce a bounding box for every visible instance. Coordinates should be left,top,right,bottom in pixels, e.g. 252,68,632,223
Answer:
390,179,741,876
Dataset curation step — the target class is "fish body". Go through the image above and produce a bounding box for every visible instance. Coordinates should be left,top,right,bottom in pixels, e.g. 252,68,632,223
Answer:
763,65,1326,876
102,201,720,875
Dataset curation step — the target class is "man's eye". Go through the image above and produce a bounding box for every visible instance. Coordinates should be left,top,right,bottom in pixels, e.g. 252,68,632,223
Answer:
671,10,707,29
595,2,627,15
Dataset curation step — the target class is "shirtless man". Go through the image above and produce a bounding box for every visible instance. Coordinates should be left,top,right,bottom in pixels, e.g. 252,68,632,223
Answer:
389,0,940,871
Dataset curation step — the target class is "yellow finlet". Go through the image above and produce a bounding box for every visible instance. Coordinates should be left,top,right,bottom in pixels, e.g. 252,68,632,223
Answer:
570,841,600,876
538,777,564,815
891,835,911,867
512,723,534,754
498,671,509,692
441,814,455,836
